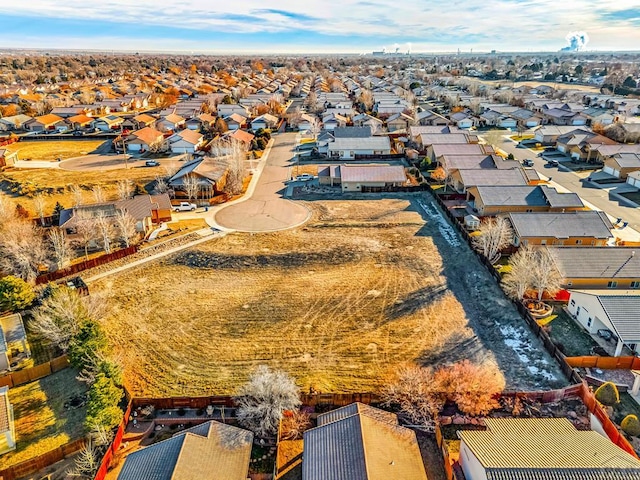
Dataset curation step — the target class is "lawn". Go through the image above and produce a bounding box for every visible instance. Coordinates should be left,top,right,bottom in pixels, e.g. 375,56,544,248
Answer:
95,198,565,397
0,166,162,213
0,368,88,469
6,140,106,161
545,309,599,357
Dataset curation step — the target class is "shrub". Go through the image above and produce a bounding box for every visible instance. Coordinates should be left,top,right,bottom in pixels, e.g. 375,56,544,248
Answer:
68,319,109,368
85,373,124,431
621,415,640,437
594,382,620,406
0,275,35,312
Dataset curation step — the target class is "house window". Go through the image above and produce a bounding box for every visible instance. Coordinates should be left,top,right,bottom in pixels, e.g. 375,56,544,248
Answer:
587,318,592,328
567,281,573,286
570,299,576,306
350,151,354,157
631,281,640,289
540,239,547,245
576,239,582,245
608,281,618,288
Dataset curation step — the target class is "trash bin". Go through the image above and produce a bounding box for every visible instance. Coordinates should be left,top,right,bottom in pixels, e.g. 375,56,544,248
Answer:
205,206,209,212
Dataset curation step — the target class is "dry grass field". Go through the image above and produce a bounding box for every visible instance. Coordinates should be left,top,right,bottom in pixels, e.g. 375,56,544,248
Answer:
6,140,106,161
0,166,162,213
95,197,565,397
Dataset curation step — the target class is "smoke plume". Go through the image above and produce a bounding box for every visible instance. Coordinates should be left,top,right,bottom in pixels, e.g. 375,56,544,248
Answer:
561,31,589,51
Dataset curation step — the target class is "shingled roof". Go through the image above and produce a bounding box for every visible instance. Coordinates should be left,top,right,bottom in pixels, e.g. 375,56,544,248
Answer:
303,403,427,480
117,421,253,480
548,247,640,279
460,418,640,480
508,211,613,240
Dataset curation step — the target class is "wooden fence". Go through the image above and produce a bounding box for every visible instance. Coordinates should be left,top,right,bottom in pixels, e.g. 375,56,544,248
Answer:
94,400,133,480
0,355,69,388
435,424,455,480
0,438,85,480
567,356,640,370
35,245,138,284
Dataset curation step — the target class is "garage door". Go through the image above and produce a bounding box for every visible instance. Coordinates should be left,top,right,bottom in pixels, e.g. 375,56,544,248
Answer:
603,165,615,176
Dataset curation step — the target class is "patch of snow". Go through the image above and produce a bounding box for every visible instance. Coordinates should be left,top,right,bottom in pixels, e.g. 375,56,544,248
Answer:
500,324,558,382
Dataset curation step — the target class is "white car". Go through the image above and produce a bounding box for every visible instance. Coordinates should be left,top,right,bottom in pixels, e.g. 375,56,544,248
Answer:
295,174,314,182
173,202,197,212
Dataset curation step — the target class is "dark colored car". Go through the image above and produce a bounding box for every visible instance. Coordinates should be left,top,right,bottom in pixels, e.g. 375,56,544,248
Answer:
545,159,559,167
522,159,534,167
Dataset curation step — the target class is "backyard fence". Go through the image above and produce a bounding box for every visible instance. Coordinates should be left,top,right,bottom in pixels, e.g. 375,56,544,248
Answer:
567,356,640,370
0,438,85,480
0,355,69,388
94,400,133,480
35,245,138,284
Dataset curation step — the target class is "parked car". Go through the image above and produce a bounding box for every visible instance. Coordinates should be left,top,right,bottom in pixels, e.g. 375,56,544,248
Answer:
295,173,314,182
145,160,160,167
597,329,616,341
173,202,197,212
72,131,83,137
522,159,534,167
545,159,559,167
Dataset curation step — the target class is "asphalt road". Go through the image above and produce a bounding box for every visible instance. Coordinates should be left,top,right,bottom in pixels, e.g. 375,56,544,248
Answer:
490,132,640,232
213,132,311,232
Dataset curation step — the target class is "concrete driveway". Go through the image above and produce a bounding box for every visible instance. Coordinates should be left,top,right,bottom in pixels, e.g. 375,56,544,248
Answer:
213,133,311,232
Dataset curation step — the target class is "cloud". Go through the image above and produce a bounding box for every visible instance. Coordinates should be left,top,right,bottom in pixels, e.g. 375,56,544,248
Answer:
0,0,638,52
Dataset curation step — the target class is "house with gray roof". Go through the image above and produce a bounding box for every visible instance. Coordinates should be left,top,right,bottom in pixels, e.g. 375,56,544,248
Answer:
568,290,640,356
603,153,640,180
327,136,391,160
459,417,640,480
548,246,640,290
467,185,584,216
451,168,529,193
302,403,427,480
118,420,253,480
508,211,613,247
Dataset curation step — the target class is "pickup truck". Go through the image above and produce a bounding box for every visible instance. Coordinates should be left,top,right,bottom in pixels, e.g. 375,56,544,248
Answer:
173,202,197,212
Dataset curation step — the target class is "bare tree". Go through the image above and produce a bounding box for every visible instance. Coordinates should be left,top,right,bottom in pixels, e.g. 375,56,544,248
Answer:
67,440,99,478
75,216,98,260
147,136,166,154
70,185,84,207
183,174,200,202
49,228,71,269
116,180,133,200
236,365,300,438
484,130,504,149
224,140,247,196
359,89,374,111
30,286,91,351
0,219,48,282
472,217,513,262
280,410,311,440
92,185,105,203
164,160,180,179
115,210,138,247
502,245,562,302
154,176,169,194
33,193,47,226
95,212,115,254
309,117,322,141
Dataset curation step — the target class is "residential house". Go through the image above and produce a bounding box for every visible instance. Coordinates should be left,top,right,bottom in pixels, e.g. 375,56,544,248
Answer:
318,164,407,192
168,129,204,154
59,194,172,238
224,129,255,149
322,113,348,131
297,113,319,132
125,127,165,153
467,185,584,216
50,107,85,118
158,113,186,132
421,133,478,155
627,171,640,189
250,113,278,130
66,114,95,131
118,421,253,480
510,108,542,128
0,149,18,168
185,113,215,131
169,157,230,198
327,136,392,159
479,110,517,128
450,111,476,129
549,246,640,290
581,107,615,126
542,108,588,126
603,153,640,180
568,290,640,356
0,387,15,455
0,114,33,131
409,125,460,143
590,144,640,164
439,154,519,175
352,113,384,132
0,314,30,372
459,417,640,480
450,168,530,193
94,115,124,132
303,403,428,480
533,126,585,144
556,131,616,161
132,113,158,130
431,143,493,163
416,110,451,126
508,211,613,247
25,113,66,132
386,112,414,132
333,126,372,139
216,104,251,118
224,113,247,131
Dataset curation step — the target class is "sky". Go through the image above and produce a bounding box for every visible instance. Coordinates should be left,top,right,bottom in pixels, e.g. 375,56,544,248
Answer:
1,0,639,54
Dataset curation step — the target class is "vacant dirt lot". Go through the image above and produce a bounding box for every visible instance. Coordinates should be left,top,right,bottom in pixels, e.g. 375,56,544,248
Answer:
6,140,106,161
96,197,565,396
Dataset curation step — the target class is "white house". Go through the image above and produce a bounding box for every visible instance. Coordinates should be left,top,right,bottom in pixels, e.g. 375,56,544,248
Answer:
459,418,640,480
327,136,392,159
168,129,204,154
94,115,124,132
627,170,640,189
250,113,278,130
125,127,165,153
216,104,250,118
567,290,640,356
339,164,407,192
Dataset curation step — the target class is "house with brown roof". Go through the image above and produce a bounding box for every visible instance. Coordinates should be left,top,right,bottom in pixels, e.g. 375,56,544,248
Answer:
224,113,247,131
118,421,253,480
158,113,186,132
132,113,158,129
467,185,584,216
318,164,407,192
94,115,124,132
459,417,640,480
603,153,640,180
168,157,229,198
126,127,165,153
168,129,205,154
0,387,15,455
303,403,427,480
66,114,95,131
25,113,66,132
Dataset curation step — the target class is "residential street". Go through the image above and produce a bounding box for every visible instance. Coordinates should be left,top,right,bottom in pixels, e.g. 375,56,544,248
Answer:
212,132,311,232
489,132,640,233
